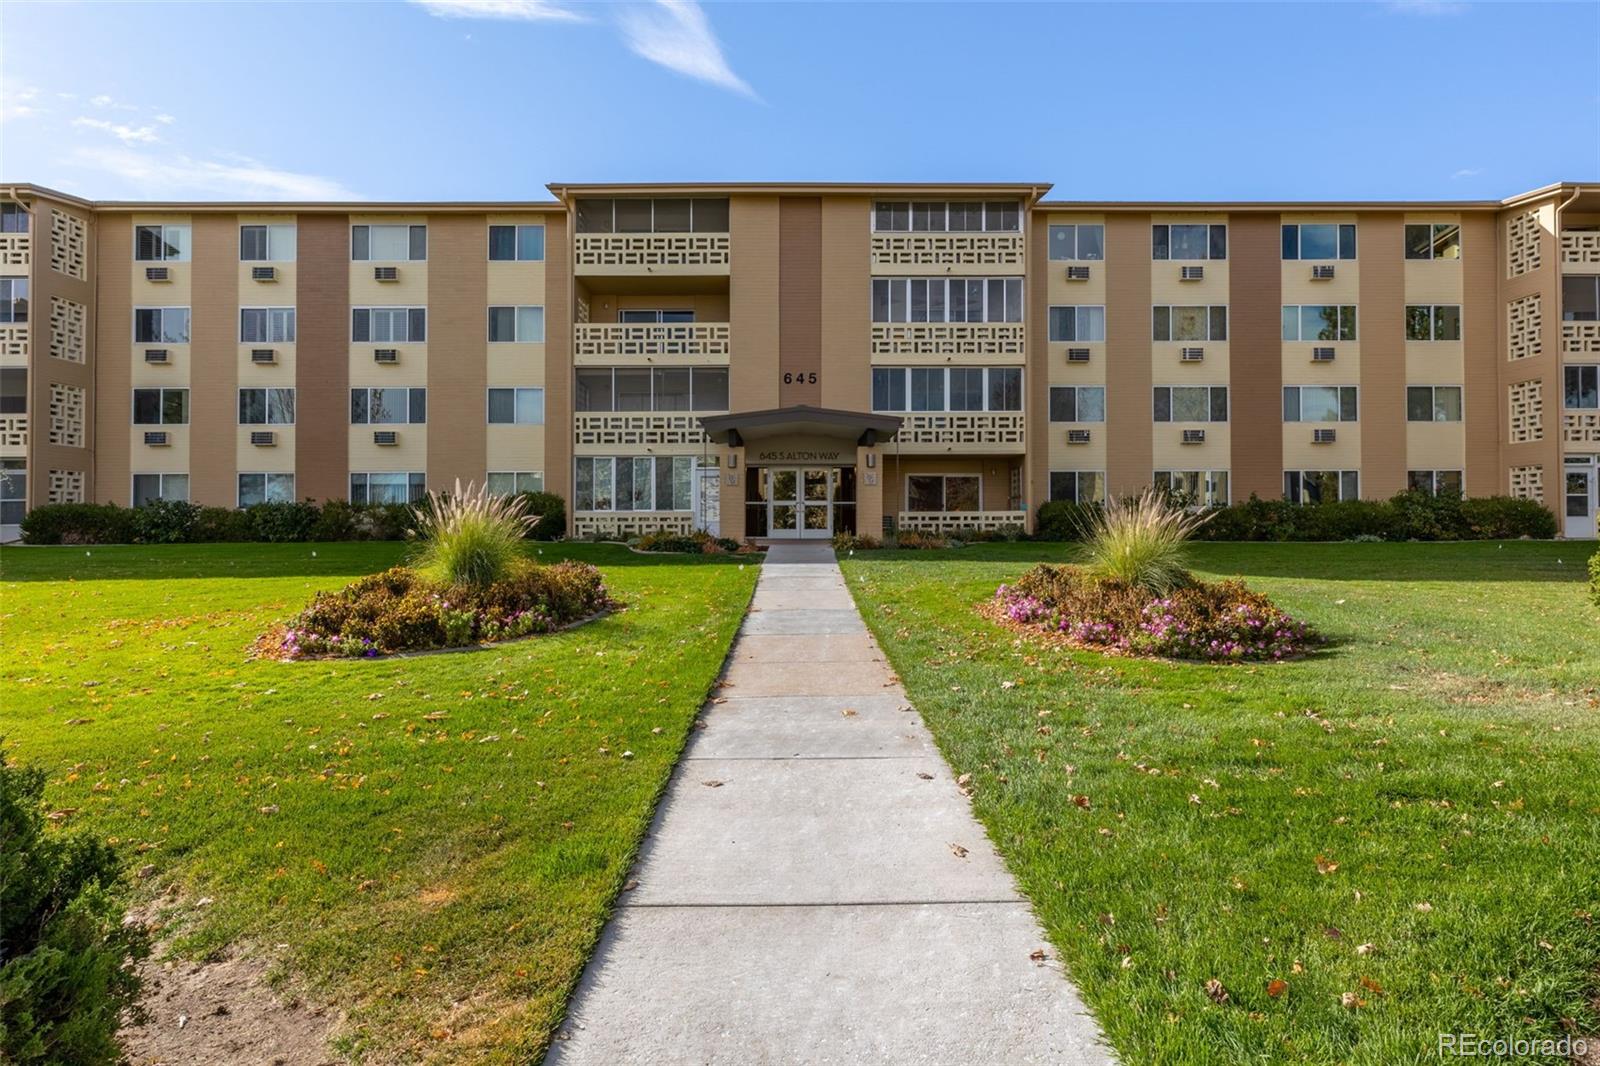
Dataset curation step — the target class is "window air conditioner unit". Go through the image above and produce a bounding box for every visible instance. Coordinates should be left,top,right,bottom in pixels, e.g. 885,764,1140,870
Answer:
250,431,277,447
144,349,170,364
1312,428,1337,444
251,266,278,282
1180,265,1204,281
373,348,399,364
145,267,170,282
143,431,169,447
1066,429,1091,444
1311,264,1336,280
1181,428,1207,444
1311,347,1336,362
1066,347,1091,363
373,430,398,446
1180,346,1205,362
1065,265,1091,281
373,266,399,282
250,348,277,364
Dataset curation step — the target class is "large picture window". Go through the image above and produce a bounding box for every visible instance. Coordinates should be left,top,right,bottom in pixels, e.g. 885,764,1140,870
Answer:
1283,386,1358,422
1152,223,1226,260
1152,305,1227,342
575,198,729,234
1285,470,1359,504
906,474,981,512
1281,305,1357,342
872,367,1021,412
873,201,1020,233
350,472,426,505
871,277,1023,323
132,473,189,506
1153,385,1228,423
1048,305,1105,342
238,472,296,506
573,456,694,512
487,472,544,496
1154,470,1230,507
352,307,426,343
350,387,427,424
351,224,426,261
574,367,728,412
1408,469,1463,496
1281,223,1356,260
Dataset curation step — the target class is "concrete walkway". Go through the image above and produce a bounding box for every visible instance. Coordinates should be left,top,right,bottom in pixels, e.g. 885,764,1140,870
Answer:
545,543,1113,1065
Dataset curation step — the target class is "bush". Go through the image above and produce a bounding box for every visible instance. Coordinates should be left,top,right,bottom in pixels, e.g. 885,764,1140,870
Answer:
309,499,360,541
249,501,320,543
1459,495,1558,539
1588,550,1599,608
1078,490,1208,594
19,504,137,545
410,481,536,588
892,530,949,550
192,506,253,542
128,499,200,544
515,491,566,541
635,529,741,554
1191,492,1557,542
948,525,1023,544
1,750,149,1065
832,532,881,551
1033,500,1100,542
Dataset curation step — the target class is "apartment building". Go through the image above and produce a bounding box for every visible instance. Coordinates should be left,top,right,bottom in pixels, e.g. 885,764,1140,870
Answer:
2,180,1597,543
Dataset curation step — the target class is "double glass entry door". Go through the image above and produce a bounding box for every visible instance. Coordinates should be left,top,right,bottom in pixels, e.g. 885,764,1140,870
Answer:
768,468,833,539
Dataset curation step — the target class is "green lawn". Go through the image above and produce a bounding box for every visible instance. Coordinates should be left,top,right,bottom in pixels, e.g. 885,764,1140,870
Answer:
0,542,758,1063
840,541,1600,1065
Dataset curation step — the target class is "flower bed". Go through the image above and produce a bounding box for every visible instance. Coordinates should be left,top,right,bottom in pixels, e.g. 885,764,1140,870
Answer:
988,563,1317,662
255,560,610,660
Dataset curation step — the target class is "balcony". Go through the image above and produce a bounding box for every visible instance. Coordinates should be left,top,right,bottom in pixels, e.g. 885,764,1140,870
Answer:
0,233,30,271
1561,231,1600,270
1563,322,1600,356
573,233,730,276
892,412,1025,453
0,414,28,452
573,412,713,448
0,323,27,363
897,510,1026,534
871,232,1024,271
870,322,1025,361
574,322,730,362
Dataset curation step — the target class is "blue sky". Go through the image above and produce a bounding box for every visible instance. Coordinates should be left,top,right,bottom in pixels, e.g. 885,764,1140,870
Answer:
2,1,1596,203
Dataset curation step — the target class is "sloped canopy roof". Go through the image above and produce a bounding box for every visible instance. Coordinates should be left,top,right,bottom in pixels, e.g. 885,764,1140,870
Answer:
698,405,902,446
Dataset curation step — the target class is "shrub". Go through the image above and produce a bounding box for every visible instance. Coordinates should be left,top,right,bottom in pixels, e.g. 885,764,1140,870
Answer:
1033,500,1100,542
1588,550,1599,608
1190,493,1557,542
129,499,201,544
893,530,949,550
409,481,535,588
249,501,320,543
1078,490,1208,594
309,499,360,541
515,491,567,541
0,750,149,1065
19,504,136,545
357,503,413,541
949,525,1022,544
635,530,703,554
193,506,253,542
1460,496,1557,540
832,532,881,551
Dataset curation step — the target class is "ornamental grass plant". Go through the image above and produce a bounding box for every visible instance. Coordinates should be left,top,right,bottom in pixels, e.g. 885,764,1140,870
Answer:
1077,489,1210,594
409,480,536,589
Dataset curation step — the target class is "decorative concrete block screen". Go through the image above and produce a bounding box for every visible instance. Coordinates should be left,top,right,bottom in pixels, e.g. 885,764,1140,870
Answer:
49,297,87,363
1508,379,1544,444
1507,294,1541,361
47,382,86,448
49,209,87,280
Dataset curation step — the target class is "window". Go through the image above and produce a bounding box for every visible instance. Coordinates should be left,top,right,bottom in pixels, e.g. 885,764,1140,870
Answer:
1283,386,1359,422
239,224,296,262
132,388,189,425
351,224,426,261
1284,470,1359,504
1406,385,1463,422
573,456,694,511
352,307,426,343
350,472,426,505
1049,305,1105,342
487,306,545,343
0,279,26,323
488,224,545,261
1281,223,1356,260
0,203,28,233
1152,306,1228,342
573,367,728,412
1048,386,1106,423
1405,305,1461,341
1281,305,1357,341
871,277,1024,323
1564,365,1598,409
132,473,189,506
619,309,696,323
1404,223,1461,260
872,201,1020,232
574,199,728,234
238,472,296,506
906,474,981,512
1152,223,1226,260
486,471,544,496
0,369,25,414
350,387,427,424
1154,470,1230,507
240,307,296,343
134,307,191,344
238,388,296,425
134,224,191,262
870,367,1022,412
0,459,25,526
1153,385,1229,422
1048,470,1105,504
487,387,545,424
1048,224,1105,260
1564,276,1600,321
1407,470,1463,496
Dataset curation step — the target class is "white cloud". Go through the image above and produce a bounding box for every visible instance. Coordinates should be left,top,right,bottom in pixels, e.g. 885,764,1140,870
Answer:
2,83,45,122
411,0,585,21
617,0,756,99
72,116,161,145
70,146,360,200
1451,167,1484,180
154,114,176,125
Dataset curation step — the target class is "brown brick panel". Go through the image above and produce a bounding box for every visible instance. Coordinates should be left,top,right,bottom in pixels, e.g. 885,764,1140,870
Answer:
1027,210,1049,517
91,214,131,504
1357,213,1407,498
1227,214,1284,502
1460,214,1502,496
1104,214,1152,496
543,213,572,517
729,196,781,414
1492,204,1561,496
189,214,238,506
425,215,488,491
294,214,349,502
31,203,100,505
819,197,870,410
778,197,822,407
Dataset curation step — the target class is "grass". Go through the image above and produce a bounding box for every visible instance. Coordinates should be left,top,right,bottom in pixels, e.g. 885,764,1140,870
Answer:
840,541,1600,1065
0,541,759,1063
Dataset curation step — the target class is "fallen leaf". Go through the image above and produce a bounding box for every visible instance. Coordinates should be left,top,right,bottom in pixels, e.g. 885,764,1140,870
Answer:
1266,979,1288,999
701,780,724,788
1355,943,1375,957
1204,978,1230,1004
1359,976,1384,996
1340,991,1364,1010
1315,854,1339,875
949,843,969,858
916,772,933,780
1028,948,1047,962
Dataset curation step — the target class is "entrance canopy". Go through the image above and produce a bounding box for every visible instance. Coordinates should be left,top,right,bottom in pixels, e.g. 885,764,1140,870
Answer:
698,405,903,457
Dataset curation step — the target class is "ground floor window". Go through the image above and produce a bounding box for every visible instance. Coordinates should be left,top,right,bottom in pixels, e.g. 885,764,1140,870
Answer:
1407,469,1463,496
1284,470,1358,504
351,472,426,505
1048,470,1104,504
906,473,980,512
487,471,545,496
0,459,24,525
574,456,693,512
239,472,296,506
1155,469,1229,507
133,473,189,506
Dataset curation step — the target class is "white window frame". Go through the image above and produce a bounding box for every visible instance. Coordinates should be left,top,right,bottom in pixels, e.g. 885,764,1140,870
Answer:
351,224,426,262
0,458,25,527
131,387,190,426
1406,385,1464,423
1047,224,1105,261
904,473,984,512
1048,385,1107,423
350,387,427,425
349,471,426,505
870,366,1023,413
1407,469,1464,496
132,306,191,344
1281,304,1358,342
1283,385,1359,423
572,455,695,513
238,387,296,426
871,200,1021,233
1153,385,1229,423
240,307,297,344
1154,469,1231,507
1047,470,1106,504
0,279,26,324
486,387,546,425
1152,223,1227,261
871,277,1024,324
487,224,546,262
352,307,426,343
487,305,546,343
239,224,297,262
1284,470,1360,504
1048,304,1106,342
1404,223,1462,261
131,472,189,504
237,472,297,506
1152,305,1228,342
1405,304,1463,341
486,471,545,496
134,224,191,262
1566,365,1600,410
1281,223,1356,261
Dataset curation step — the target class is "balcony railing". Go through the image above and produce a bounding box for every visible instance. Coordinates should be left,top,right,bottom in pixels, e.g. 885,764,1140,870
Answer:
573,233,730,273
574,322,730,361
1560,231,1600,268
871,232,1025,270
1563,322,1600,356
0,233,30,270
870,322,1025,360
0,414,27,451
1564,411,1600,446
574,511,694,538
897,510,1026,534
0,323,27,362
892,412,1025,452
573,412,714,448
